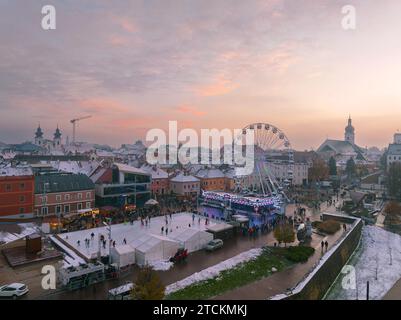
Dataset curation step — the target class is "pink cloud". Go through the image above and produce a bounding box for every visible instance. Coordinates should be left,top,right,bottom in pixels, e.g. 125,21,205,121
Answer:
195,75,238,97
111,16,138,33
175,105,206,117
78,98,132,114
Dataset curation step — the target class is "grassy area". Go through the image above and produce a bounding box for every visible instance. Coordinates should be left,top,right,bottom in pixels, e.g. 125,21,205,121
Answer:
165,247,302,300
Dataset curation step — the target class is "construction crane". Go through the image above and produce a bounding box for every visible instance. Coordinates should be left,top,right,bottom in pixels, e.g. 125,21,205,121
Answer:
70,115,92,144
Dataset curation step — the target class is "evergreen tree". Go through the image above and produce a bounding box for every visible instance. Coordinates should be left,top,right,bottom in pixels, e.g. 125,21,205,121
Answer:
387,163,401,199
345,157,356,178
328,156,337,176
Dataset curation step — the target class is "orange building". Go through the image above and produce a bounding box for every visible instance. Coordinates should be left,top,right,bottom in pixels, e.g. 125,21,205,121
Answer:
0,167,35,220
195,168,228,192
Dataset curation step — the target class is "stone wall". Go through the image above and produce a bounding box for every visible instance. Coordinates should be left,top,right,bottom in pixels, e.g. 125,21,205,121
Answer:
274,213,363,300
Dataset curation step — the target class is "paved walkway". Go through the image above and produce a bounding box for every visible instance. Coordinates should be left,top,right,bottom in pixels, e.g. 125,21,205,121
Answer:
214,230,343,300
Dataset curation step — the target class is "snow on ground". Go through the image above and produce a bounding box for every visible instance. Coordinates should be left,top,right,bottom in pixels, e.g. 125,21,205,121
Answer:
58,212,223,260
165,248,263,295
0,223,38,245
150,260,174,271
326,225,401,300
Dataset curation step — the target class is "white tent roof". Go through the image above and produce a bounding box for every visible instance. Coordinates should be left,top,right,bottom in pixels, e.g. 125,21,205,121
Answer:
130,234,178,253
113,244,136,255
169,228,208,242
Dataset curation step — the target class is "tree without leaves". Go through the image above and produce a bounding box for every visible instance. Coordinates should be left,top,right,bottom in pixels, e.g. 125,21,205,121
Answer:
308,158,329,183
131,265,165,300
274,223,295,247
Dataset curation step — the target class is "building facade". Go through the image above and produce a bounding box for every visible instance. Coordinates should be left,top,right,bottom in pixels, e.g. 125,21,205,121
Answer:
34,172,95,217
0,167,34,220
141,165,169,196
170,173,200,197
94,163,151,208
195,168,227,192
387,133,401,171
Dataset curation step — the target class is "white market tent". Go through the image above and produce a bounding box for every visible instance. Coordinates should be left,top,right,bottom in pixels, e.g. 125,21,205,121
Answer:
145,199,159,206
130,234,180,267
169,228,213,253
110,245,136,268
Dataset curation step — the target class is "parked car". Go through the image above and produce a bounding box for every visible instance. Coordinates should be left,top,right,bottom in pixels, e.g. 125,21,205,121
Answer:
0,283,29,299
205,239,223,252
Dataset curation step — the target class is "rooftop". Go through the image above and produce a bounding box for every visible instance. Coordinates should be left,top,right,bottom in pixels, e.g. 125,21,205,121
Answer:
170,173,200,183
35,172,95,194
0,166,33,177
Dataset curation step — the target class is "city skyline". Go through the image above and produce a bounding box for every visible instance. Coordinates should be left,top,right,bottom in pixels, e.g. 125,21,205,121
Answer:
1,1,401,149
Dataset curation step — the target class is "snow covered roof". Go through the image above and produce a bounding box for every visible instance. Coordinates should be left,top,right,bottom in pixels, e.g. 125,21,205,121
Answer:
51,160,100,176
130,233,178,253
170,173,200,183
388,143,401,155
0,165,33,177
140,165,168,179
114,162,149,176
112,244,136,255
195,168,225,179
169,228,209,242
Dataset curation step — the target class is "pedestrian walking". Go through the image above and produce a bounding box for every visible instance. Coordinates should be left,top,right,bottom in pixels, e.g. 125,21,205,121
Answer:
324,241,328,252
343,223,347,232
123,238,127,245
321,241,324,252
165,228,168,235
91,232,94,240
77,240,80,246
161,226,164,234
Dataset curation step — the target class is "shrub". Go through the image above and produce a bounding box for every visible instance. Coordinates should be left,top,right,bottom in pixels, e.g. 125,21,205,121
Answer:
315,220,341,234
283,246,315,263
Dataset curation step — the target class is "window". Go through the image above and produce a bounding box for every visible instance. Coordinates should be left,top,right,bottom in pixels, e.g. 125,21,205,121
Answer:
56,205,62,215
86,192,91,199
56,194,61,202
41,207,48,216
5,184,11,192
20,195,25,203
64,205,70,213
20,183,25,190
19,207,25,214
86,202,91,209
77,193,82,200
41,196,48,204
65,194,70,201
77,203,82,210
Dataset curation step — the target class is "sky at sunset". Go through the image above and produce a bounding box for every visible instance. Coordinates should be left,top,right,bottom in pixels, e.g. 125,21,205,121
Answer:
1,0,401,150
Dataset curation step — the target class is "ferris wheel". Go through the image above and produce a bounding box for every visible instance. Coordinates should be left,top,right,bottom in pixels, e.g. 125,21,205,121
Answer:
234,123,294,198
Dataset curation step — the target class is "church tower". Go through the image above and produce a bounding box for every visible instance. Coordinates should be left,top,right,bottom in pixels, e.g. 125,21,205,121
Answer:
34,124,44,146
344,115,355,145
53,125,62,149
